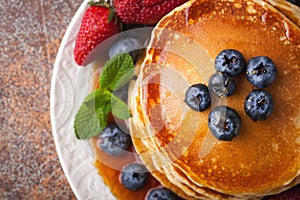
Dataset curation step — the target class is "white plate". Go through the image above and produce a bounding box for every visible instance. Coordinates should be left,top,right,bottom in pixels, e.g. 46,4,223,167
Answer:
50,0,115,199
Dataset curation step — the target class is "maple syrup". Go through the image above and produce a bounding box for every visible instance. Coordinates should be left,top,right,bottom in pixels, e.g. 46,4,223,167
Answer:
91,138,161,200
90,67,161,200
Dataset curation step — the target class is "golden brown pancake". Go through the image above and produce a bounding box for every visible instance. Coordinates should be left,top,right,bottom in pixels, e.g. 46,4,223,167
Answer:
129,0,300,199
264,0,300,27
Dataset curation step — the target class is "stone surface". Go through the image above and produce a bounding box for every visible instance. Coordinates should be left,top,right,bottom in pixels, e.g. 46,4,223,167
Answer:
0,0,82,199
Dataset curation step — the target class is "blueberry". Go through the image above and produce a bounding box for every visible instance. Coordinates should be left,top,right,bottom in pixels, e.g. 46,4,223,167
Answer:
215,49,246,77
122,23,148,32
184,84,211,112
120,163,148,191
147,188,182,200
113,83,129,102
286,0,300,7
208,106,241,141
99,124,131,156
108,37,143,63
246,56,277,88
208,73,236,97
244,90,274,121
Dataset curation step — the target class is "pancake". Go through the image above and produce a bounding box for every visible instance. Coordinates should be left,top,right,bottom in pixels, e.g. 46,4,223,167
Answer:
129,0,300,199
264,0,300,27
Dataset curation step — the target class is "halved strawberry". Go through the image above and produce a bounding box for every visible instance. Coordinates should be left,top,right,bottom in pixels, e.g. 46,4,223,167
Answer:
74,3,120,66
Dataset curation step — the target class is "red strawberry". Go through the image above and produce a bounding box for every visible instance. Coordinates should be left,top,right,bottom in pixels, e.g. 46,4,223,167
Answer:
113,0,189,25
141,0,165,6
74,4,120,66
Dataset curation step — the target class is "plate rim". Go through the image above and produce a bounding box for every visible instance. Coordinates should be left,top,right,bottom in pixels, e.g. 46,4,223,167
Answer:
50,1,87,198
50,1,107,199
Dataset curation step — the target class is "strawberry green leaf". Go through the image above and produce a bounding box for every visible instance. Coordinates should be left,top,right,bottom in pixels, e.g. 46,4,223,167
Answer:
100,53,135,91
108,9,117,23
111,94,131,120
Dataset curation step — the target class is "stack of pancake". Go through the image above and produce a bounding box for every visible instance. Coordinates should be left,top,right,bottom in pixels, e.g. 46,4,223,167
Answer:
128,0,300,199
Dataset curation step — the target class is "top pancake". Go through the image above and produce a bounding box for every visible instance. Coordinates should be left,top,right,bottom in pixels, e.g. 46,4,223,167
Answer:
129,0,300,198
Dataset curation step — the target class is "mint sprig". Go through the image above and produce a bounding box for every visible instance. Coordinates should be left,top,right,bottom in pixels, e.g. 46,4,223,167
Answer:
111,94,131,119
100,52,135,90
74,53,134,139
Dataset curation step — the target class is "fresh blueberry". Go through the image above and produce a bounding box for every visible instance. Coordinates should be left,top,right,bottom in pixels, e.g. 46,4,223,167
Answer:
147,188,182,200
122,23,148,32
99,124,131,156
208,73,236,97
120,163,148,191
244,90,274,121
215,49,246,77
184,84,211,112
286,0,300,7
113,82,129,103
208,106,241,141
246,56,277,88
108,37,143,63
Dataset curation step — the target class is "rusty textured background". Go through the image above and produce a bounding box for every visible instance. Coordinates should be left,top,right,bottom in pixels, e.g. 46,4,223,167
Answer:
0,0,82,199
1,0,300,199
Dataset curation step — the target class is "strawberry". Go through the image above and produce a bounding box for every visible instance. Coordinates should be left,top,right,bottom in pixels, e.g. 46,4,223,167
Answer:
113,0,189,25
74,3,120,66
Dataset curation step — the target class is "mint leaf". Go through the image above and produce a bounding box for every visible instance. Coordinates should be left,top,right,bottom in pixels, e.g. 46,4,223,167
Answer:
74,103,103,139
84,89,111,109
83,89,112,128
111,94,131,120
100,53,135,91
74,53,135,140
95,107,109,130
74,89,112,139
84,89,101,107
